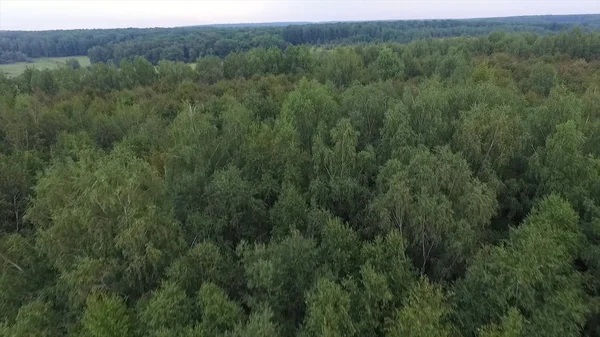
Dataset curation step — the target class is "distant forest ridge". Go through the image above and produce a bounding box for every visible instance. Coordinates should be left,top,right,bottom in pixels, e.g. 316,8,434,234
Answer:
0,14,598,65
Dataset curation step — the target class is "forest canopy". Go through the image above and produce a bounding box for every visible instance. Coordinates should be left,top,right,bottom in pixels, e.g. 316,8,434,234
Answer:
1,18,600,337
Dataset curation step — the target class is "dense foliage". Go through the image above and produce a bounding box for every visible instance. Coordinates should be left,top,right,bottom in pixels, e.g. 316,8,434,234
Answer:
0,14,599,64
1,27,600,337
0,51,31,65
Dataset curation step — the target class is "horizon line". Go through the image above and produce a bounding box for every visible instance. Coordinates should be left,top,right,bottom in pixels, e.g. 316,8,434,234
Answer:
1,13,597,33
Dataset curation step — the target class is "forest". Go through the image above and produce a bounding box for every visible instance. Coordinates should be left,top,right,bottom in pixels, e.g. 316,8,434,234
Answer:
1,21,600,337
0,14,599,64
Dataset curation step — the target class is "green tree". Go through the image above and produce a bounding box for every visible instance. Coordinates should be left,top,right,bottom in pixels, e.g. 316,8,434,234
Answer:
65,58,81,70
166,240,226,294
478,309,525,337
453,195,589,337
319,47,365,88
231,306,280,337
341,82,398,148
196,56,224,84
531,120,599,211
137,281,193,337
527,62,558,96
303,278,356,337
319,217,361,279
156,60,193,91
349,263,393,337
223,52,250,79
198,283,243,336
0,300,58,337
378,102,415,161
270,182,309,238
202,165,266,246
453,104,523,186
0,151,44,232
133,56,157,86
310,118,374,223
166,103,219,227
27,147,185,294
81,292,133,337
282,45,314,75
372,146,497,279
373,47,405,81
361,230,416,308
387,278,454,337
281,78,339,152
240,231,319,332
0,234,51,323
30,69,58,95
405,78,453,148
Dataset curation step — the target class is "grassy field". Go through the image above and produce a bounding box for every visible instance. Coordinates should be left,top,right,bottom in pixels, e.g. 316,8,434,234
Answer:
0,56,91,78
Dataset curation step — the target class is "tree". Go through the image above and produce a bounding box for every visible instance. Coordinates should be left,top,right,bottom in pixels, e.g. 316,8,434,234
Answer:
453,195,589,337
319,47,365,87
166,103,219,227
281,78,339,152
240,231,319,332
371,146,497,279
81,292,133,337
374,47,404,81
303,278,356,337
0,151,44,232
88,46,112,64
350,263,393,337
223,52,250,79
282,45,314,75
378,102,415,161
310,118,374,224
30,69,57,95
197,283,243,336
156,60,194,91
133,56,157,86
269,182,309,238
2,21,600,337
231,306,280,337
196,56,224,84
534,121,598,202
160,45,185,62
341,82,398,148
453,104,523,178
527,62,558,96
319,217,361,279
0,300,58,337
166,240,226,294
137,281,194,337
65,58,81,69
405,78,453,148
361,230,416,308
202,165,266,246
0,234,51,323
387,278,454,337
478,309,525,337
26,147,185,294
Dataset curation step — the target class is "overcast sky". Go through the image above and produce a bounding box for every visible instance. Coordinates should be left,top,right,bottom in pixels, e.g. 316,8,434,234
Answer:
0,0,598,31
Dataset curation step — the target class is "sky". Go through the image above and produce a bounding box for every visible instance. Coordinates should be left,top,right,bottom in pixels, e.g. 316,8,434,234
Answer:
0,0,599,31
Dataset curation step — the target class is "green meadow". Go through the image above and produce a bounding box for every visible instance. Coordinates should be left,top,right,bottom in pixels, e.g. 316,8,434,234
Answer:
0,56,90,77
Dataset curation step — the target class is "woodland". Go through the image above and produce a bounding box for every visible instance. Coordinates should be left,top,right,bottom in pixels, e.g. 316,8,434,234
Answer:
0,19,600,337
0,14,599,64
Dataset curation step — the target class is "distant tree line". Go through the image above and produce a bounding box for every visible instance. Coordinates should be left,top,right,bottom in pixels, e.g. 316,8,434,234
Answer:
6,29,600,98
0,51,31,64
0,14,599,65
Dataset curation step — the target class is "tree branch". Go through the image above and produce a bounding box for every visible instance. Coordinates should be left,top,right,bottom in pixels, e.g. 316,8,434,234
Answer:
0,252,24,273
